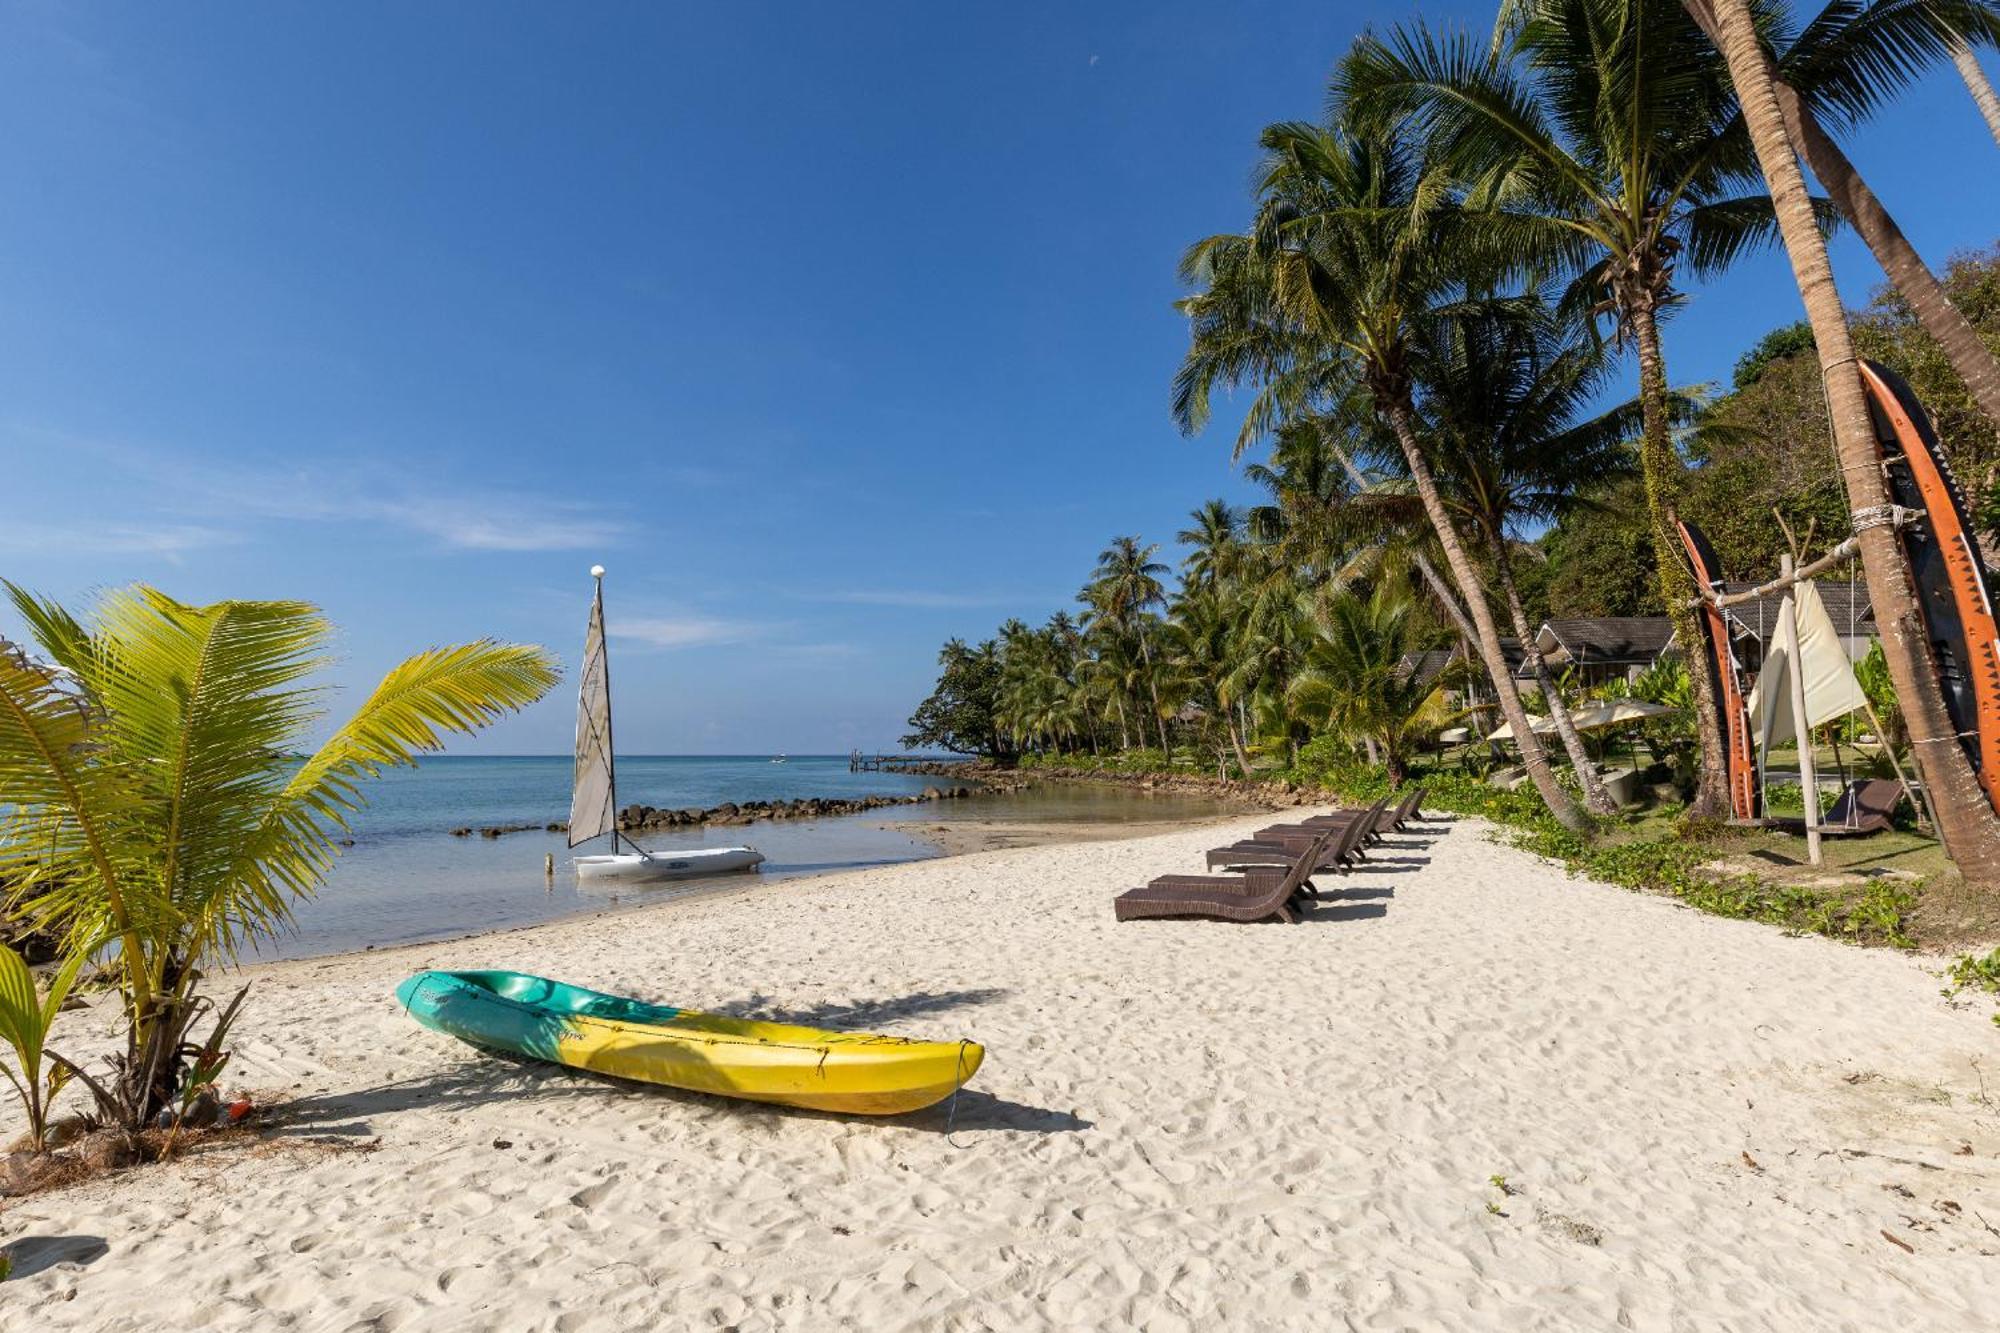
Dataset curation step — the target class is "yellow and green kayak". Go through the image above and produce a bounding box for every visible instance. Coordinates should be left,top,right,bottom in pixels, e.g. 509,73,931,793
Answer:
395,970,984,1115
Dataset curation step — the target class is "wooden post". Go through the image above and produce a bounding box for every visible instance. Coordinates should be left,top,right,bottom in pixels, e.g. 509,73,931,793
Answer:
1782,556,1824,865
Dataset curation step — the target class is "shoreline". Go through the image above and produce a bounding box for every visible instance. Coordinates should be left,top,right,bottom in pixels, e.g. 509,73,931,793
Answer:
10,810,2000,1327
246,800,1275,969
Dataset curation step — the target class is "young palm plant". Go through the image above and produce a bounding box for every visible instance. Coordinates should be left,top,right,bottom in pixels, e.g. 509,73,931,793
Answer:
0,585,558,1128
1287,587,1446,785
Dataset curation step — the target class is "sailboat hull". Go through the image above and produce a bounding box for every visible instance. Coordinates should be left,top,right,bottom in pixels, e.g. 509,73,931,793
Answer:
573,846,765,881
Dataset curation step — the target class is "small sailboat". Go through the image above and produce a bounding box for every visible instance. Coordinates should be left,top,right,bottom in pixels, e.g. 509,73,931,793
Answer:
770,753,788,764
569,566,764,882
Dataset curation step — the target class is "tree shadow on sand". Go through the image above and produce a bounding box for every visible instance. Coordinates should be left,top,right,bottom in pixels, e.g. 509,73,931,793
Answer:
702,986,1010,1028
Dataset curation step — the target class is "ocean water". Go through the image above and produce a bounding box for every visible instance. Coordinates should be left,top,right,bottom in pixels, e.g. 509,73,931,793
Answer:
261,755,1243,960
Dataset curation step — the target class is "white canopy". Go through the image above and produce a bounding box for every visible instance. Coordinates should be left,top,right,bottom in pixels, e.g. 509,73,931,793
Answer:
1567,698,1679,731
1485,713,1558,743
1487,697,1677,743
1747,579,1869,753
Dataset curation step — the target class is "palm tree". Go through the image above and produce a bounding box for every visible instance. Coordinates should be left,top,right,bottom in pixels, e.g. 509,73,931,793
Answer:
1700,0,2000,886
1347,0,1782,818
1287,587,1445,785
0,584,557,1126
1166,582,1256,775
1174,110,1591,831
1951,35,2000,146
1178,501,1244,592
1668,0,2000,430
1088,537,1174,754
1404,300,1650,813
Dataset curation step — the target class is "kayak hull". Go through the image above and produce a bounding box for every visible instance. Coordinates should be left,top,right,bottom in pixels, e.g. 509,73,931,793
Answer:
395,970,983,1115
1676,518,1760,821
1861,360,2000,817
573,846,764,881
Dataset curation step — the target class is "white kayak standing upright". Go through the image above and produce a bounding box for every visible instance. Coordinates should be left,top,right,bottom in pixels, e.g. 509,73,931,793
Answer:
568,565,764,883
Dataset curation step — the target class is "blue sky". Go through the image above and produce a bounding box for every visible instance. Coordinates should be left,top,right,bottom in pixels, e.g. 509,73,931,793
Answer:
4,1,1998,754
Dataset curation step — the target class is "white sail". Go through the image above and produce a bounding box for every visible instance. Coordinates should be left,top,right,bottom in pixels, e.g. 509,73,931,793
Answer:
1747,580,1870,752
568,573,617,847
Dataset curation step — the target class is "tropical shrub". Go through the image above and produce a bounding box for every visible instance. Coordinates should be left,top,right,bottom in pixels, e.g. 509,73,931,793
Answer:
0,584,557,1131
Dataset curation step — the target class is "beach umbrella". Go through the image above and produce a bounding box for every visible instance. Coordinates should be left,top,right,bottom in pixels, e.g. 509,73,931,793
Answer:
1485,714,1558,743
1564,698,1679,733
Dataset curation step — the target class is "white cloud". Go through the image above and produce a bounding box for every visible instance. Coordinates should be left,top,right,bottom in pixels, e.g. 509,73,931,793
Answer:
611,615,763,649
0,521,240,561
204,466,623,553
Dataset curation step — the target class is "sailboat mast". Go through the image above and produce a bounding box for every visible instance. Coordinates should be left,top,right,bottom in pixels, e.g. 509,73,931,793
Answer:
595,568,622,853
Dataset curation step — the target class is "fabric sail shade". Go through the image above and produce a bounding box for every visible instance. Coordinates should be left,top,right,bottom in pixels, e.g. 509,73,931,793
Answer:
568,579,616,847
1746,579,1870,753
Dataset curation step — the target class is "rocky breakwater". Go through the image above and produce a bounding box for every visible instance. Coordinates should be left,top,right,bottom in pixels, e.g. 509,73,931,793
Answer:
449,785,980,840
614,786,978,833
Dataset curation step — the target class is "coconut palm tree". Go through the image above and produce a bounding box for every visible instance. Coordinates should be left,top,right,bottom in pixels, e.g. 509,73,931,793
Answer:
1951,35,2000,145
1087,537,1174,754
1346,0,1784,818
0,584,557,1127
1178,501,1245,593
1401,300,1652,813
1667,0,2000,430
1174,110,1592,831
1166,582,1258,775
1699,0,2000,886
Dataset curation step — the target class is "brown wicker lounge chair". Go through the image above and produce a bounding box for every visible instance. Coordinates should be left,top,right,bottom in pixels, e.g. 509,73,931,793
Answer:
1287,785,1427,836
1770,777,1904,838
1113,828,1335,924
1203,799,1381,874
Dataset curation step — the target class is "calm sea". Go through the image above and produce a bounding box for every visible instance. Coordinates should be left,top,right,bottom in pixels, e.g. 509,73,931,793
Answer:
264,755,1242,960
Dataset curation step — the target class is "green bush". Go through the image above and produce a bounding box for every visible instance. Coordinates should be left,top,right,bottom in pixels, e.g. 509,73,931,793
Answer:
1945,947,2000,1026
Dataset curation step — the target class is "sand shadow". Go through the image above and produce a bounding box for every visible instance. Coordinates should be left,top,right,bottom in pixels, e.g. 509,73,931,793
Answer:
1303,902,1389,923
1,1234,109,1278
1321,885,1395,901
703,987,1010,1028
901,1089,1092,1136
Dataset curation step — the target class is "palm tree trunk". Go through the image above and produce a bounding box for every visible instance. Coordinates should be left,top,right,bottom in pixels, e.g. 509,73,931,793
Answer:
1680,1,2000,432
1138,631,1171,753
1706,0,2000,890
1625,298,1735,819
1320,432,1486,648
1225,714,1253,778
1381,398,1590,832
1490,531,1618,815
1953,38,2000,149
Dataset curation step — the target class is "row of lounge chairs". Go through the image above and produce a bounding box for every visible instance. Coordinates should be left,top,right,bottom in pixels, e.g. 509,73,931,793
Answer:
1113,786,1430,924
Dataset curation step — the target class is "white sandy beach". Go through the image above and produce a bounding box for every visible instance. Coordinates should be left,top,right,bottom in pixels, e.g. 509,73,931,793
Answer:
5,812,2000,1330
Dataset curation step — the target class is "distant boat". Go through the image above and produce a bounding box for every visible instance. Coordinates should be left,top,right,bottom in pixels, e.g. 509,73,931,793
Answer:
569,566,764,882
770,753,788,763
